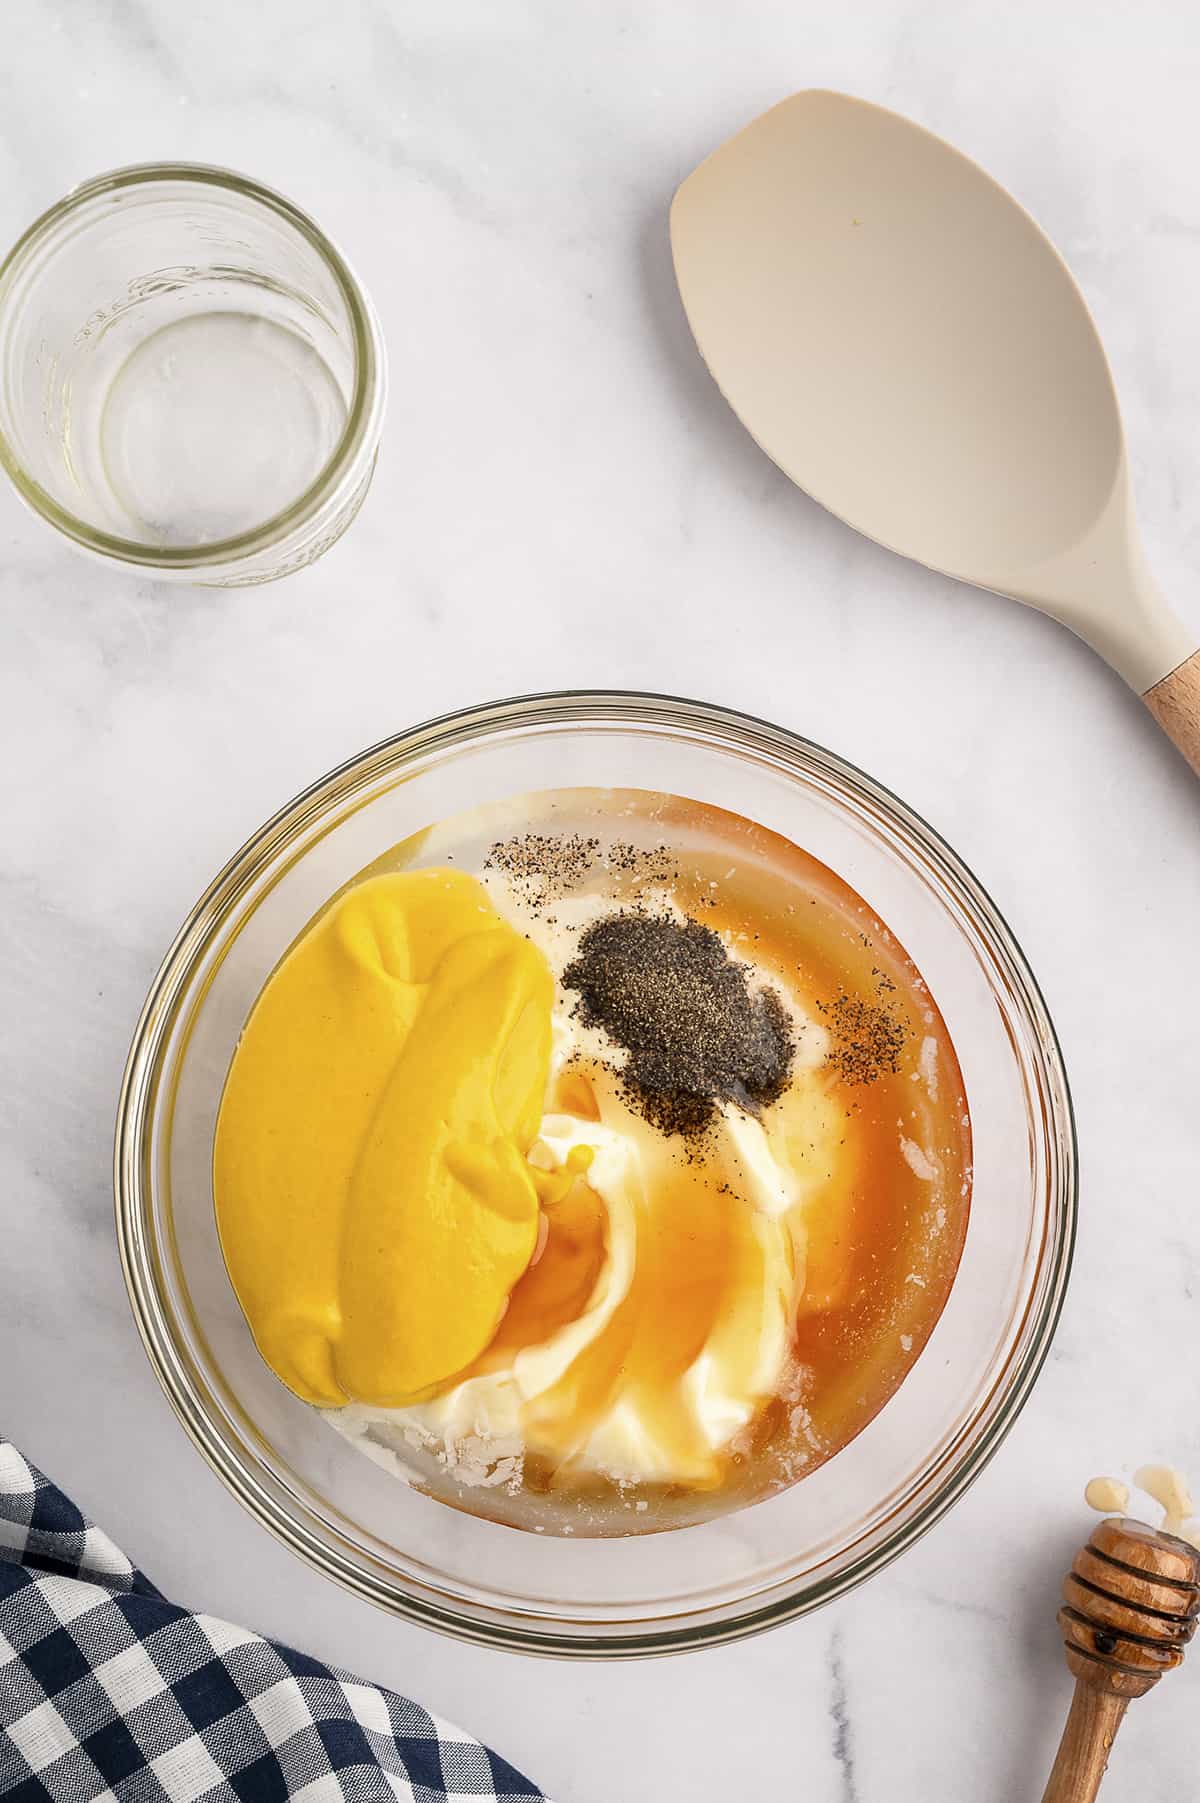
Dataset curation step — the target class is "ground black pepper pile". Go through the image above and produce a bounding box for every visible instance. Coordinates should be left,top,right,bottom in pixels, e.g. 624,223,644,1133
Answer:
562,911,794,1137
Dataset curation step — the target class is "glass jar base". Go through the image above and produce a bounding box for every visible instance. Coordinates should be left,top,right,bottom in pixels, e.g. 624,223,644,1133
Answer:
99,311,347,546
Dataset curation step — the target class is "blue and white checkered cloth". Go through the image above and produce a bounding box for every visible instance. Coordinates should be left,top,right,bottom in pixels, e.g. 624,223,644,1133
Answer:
0,1440,549,1802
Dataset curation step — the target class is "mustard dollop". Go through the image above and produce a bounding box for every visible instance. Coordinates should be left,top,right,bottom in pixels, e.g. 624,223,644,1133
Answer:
213,869,554,1407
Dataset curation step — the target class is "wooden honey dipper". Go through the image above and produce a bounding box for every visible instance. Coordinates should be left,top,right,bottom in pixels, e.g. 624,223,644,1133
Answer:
1042,1516,1200,1801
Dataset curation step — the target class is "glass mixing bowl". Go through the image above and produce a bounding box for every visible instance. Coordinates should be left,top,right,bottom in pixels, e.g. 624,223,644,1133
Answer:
115,693,1075,1656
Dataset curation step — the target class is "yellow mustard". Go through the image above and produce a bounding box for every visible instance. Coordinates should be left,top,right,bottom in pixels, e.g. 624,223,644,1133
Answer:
213,868,554,1407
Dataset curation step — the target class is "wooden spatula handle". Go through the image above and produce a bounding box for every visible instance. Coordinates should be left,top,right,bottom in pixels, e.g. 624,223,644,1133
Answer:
1144,648,1200,775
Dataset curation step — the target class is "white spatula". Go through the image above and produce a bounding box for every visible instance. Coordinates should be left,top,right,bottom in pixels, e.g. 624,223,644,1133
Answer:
670,90,1200,775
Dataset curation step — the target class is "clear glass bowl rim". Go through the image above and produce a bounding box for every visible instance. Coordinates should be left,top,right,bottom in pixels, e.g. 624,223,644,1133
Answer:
114,689,1077,1656
0,161,383,568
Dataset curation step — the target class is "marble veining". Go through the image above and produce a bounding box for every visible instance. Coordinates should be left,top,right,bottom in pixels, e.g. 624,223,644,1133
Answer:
828,1627,860,1803
2,3,1199,1800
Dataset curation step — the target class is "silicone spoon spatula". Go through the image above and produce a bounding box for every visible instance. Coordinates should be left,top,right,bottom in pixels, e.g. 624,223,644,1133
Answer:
670,90,1200,774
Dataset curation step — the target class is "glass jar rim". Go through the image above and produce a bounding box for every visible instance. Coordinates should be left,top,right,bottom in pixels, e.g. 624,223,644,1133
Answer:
114,690,1078,1654
0,161,384,569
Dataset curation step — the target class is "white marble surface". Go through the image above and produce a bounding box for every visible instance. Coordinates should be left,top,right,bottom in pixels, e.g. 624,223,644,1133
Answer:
3,3,1200,1798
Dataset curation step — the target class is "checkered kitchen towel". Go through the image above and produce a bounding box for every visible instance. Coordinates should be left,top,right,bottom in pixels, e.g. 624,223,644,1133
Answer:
0,1441,548,1802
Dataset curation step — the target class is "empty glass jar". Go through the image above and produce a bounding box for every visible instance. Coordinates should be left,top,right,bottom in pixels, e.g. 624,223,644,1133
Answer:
0,164,386,585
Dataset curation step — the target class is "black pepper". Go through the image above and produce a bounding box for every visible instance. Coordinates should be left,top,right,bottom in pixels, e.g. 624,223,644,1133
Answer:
818,989,908,1085
484,833,599,909
562,911,794,1138
482,833,679,913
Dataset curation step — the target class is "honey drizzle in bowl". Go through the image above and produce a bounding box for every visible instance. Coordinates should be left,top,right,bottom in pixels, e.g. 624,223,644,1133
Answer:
668,806,971,1507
